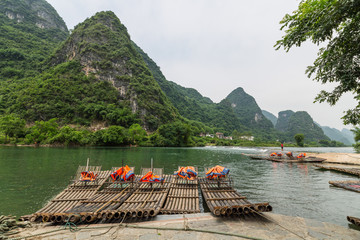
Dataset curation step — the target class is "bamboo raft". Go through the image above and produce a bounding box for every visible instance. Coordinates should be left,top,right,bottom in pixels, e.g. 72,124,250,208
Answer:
314,164,360,177
199,174,271,216
246,154,326,163
245,154,266,160
266,157,326,163
32,166,112,222
27,165,272,224
329,180,360,193
161,168,200,214
347,216,360,227
115,168,170,219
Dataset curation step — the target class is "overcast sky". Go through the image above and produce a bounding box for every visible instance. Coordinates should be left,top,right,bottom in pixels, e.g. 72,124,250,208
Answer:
47,0,357,130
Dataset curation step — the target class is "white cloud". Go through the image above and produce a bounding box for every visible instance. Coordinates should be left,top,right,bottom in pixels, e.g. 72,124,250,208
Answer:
47,0,357,130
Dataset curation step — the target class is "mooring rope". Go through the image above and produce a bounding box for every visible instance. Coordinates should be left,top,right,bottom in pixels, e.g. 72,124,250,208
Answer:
63,220,78,232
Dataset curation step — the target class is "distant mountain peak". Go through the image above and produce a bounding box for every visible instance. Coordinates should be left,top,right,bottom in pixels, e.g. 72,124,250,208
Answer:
49,11,178,130
226,87,273,130
276,110,328,142
1,0,68,33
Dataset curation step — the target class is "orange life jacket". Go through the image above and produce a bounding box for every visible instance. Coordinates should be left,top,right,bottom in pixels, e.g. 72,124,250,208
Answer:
111,165,135,181
206,165,229,179
140,171,164,182
174,166,198,180
270,152,277,157
80,171,98,182
297,153,306,158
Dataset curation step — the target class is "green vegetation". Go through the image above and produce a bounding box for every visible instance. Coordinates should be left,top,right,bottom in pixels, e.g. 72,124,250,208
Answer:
0,0,68,79
3,61,140,126
351,127,360,153
226,87,273,130
135,43,279,141
0,114,25,143
262,110,277,126
276,0,360,125
294,134,304,147
0,1,351,148
49,11,179,131
275,110,329,143
318,139,345,147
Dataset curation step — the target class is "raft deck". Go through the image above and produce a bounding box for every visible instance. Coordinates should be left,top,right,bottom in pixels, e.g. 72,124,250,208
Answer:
34,166,111,221
314,164,360,177
329,180,360,193
161,176,200,214
199,178,271,216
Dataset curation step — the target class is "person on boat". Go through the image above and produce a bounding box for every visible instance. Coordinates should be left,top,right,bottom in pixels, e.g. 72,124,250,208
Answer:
270,152,277,157
286,152,293,159
281,143,284,151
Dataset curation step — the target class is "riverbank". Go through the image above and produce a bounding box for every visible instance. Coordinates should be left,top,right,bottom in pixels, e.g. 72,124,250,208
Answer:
12,213,360,240
307,152,360,165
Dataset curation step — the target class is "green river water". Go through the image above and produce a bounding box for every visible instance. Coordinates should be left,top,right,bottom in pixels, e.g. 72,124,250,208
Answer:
0,146,359,228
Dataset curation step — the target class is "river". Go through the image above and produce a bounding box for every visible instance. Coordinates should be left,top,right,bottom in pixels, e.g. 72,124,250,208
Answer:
0,146,359,228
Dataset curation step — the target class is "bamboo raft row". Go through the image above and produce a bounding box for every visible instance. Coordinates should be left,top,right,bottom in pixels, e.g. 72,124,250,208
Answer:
347,216,360,227
199,178,272,217
329,180,360,193
314,164,360,177
28,166,272,224
160,176,200,214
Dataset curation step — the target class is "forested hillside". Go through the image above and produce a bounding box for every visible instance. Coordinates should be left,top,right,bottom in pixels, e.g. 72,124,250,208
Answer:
320,126,352,145
262,110,277,126
134,43,251,135
226,88,273,130
0,0,68,80
0,0,340,147
1,10,179,130
275,110,329,142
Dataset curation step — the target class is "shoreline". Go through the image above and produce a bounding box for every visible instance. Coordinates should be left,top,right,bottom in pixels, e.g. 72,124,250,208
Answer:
307,152,360,165
12,213,360,240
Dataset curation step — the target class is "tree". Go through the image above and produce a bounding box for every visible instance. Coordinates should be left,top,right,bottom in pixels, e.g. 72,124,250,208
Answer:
93,126,129,145
351,127,360,152
156,121,193,147
275,0,360,125
294,134,305,147
128,124,147,145
0,114,26,143
25,118,59,144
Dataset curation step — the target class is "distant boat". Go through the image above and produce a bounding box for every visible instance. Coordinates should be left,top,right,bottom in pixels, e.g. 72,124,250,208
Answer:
245,154,326,163
265,157,326,163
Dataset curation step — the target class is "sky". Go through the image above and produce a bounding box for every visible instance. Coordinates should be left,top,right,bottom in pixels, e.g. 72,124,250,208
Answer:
47,0,357,130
